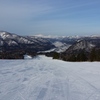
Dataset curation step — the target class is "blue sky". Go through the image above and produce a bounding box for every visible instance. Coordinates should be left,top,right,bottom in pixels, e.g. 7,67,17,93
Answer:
0,0,100,36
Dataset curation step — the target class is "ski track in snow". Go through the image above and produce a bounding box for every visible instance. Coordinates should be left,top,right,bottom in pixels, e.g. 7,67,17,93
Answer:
0,55,100,100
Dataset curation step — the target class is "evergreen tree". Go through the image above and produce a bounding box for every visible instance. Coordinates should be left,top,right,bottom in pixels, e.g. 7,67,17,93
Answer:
76,50,87,61
95,49,100,61
67,54,76,61
90,48,96,61
53,52,59,59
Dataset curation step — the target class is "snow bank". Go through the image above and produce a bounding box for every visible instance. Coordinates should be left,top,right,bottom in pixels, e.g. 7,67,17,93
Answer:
24,54,32,59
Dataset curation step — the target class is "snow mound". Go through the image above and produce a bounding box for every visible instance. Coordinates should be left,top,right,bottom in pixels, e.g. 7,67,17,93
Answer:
24,54,32,59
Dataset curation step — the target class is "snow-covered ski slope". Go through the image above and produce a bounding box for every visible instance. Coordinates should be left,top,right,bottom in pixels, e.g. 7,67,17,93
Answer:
0,55,100,100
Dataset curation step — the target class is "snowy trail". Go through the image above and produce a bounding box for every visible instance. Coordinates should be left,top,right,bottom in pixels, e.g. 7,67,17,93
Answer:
0,55,100,100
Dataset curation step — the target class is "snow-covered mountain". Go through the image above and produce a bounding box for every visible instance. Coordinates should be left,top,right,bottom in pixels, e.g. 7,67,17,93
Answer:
0,31,54,52
67,40,95,52
61,38,100,61
0,31,33,46
1,31,100,59
33,34,100,53
0,31,83,54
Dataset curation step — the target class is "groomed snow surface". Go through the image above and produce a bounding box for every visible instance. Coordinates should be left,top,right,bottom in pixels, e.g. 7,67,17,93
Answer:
0,55,100,100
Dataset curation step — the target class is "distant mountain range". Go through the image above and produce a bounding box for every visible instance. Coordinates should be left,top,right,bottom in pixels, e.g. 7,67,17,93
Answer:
0,31,100,60
0,31,54,52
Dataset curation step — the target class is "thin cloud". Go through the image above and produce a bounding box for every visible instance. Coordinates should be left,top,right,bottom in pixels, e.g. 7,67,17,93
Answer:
0,0,100,35
0,1,53,20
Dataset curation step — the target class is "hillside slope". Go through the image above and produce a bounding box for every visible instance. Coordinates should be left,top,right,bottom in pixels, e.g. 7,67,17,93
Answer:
0,55,100,100
61,38,100,61
0,31,54,52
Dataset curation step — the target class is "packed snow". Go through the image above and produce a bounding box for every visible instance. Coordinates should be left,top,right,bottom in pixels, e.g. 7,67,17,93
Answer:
0,55,100,100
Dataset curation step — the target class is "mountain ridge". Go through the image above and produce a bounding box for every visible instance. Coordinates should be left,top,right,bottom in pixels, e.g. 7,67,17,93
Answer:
1,31,100,60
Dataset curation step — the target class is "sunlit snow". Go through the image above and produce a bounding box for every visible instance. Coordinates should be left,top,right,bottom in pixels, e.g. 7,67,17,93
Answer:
0,55,100,100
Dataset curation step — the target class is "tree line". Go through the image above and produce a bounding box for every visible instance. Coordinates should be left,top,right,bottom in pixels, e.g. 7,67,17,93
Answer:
51,48,100,62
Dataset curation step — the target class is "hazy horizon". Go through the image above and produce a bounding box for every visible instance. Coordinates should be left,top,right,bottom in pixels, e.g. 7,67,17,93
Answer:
0,0,100,36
